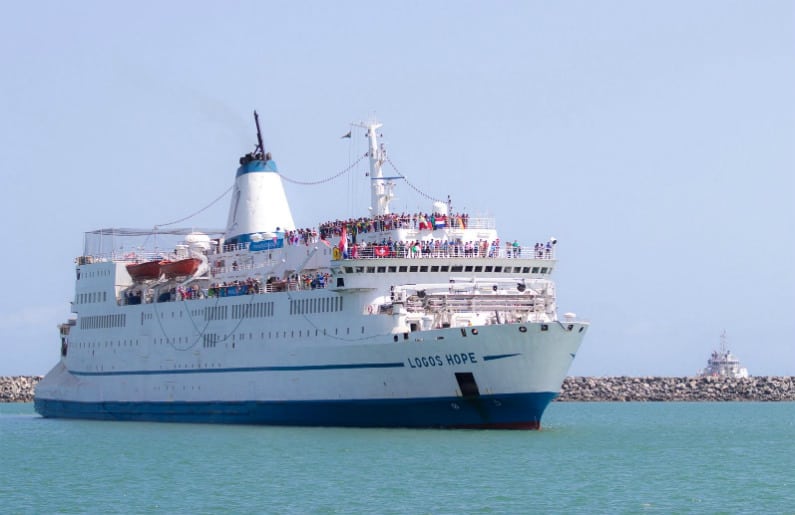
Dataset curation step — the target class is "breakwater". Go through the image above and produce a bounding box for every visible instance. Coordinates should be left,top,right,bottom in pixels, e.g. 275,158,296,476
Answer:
557,376,795,401
2,376,794,403
1,376,42,403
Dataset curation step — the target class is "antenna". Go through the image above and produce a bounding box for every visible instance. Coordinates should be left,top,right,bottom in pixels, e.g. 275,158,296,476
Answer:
253,111,265,158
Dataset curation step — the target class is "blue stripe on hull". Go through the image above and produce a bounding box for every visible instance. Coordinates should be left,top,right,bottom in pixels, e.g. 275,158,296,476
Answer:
34,392,558,429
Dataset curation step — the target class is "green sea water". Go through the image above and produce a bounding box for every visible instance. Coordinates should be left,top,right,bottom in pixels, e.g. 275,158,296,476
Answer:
2,402,793,514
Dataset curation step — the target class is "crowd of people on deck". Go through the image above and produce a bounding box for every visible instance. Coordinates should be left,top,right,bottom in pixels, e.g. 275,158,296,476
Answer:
276,212,472,248
121,272,333,306
284,228,320,246
338,238,554,260
319,211,470,239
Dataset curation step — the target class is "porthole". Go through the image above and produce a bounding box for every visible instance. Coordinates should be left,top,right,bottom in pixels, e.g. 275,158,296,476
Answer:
519,326,527,333
471,328,479,335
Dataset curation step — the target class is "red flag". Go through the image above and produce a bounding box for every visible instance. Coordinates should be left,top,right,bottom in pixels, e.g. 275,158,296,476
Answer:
338,225,348,257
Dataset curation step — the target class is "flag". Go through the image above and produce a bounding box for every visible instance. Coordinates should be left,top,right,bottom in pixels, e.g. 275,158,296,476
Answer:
338,225,348,258
341,130,352,139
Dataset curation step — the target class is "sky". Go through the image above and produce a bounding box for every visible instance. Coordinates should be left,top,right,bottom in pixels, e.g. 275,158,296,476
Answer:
1,1,793,377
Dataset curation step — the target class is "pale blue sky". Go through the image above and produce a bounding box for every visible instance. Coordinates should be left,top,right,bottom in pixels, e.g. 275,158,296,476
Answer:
1,1,793,376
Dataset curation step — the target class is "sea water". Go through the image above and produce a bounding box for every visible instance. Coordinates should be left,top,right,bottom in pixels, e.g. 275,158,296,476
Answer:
1,402,793,514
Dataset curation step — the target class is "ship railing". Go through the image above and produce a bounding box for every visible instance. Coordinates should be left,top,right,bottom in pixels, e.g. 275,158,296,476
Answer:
404,296,547,314
463,217,496,229
79,251,167,264
210,259,281,276
339,245,554,260
319,215,495,233
119,278,331,305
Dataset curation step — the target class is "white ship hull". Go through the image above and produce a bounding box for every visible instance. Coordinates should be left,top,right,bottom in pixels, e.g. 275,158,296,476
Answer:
35,295,586,428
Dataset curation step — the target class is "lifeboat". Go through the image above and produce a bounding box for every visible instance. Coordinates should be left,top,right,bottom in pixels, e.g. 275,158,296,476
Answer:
160,257,202,279
126,260,166,281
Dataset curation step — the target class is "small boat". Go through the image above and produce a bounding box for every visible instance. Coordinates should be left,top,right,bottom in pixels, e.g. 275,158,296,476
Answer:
161,258,201,279
126,260,166,281
698,331,749,378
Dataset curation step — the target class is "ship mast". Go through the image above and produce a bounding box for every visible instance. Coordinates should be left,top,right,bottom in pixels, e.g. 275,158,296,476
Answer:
356,121,395,216
254,110,266,159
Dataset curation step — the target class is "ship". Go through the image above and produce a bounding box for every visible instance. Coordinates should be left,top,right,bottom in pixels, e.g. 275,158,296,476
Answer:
34,112,589,429
698,331,749,379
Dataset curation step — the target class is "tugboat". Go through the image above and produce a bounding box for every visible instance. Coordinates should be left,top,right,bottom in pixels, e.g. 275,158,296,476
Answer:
698,331,749,378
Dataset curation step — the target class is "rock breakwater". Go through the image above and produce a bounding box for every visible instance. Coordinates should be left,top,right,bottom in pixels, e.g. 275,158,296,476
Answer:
2,375,794,403
1,376,42,403
557,376,795,401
